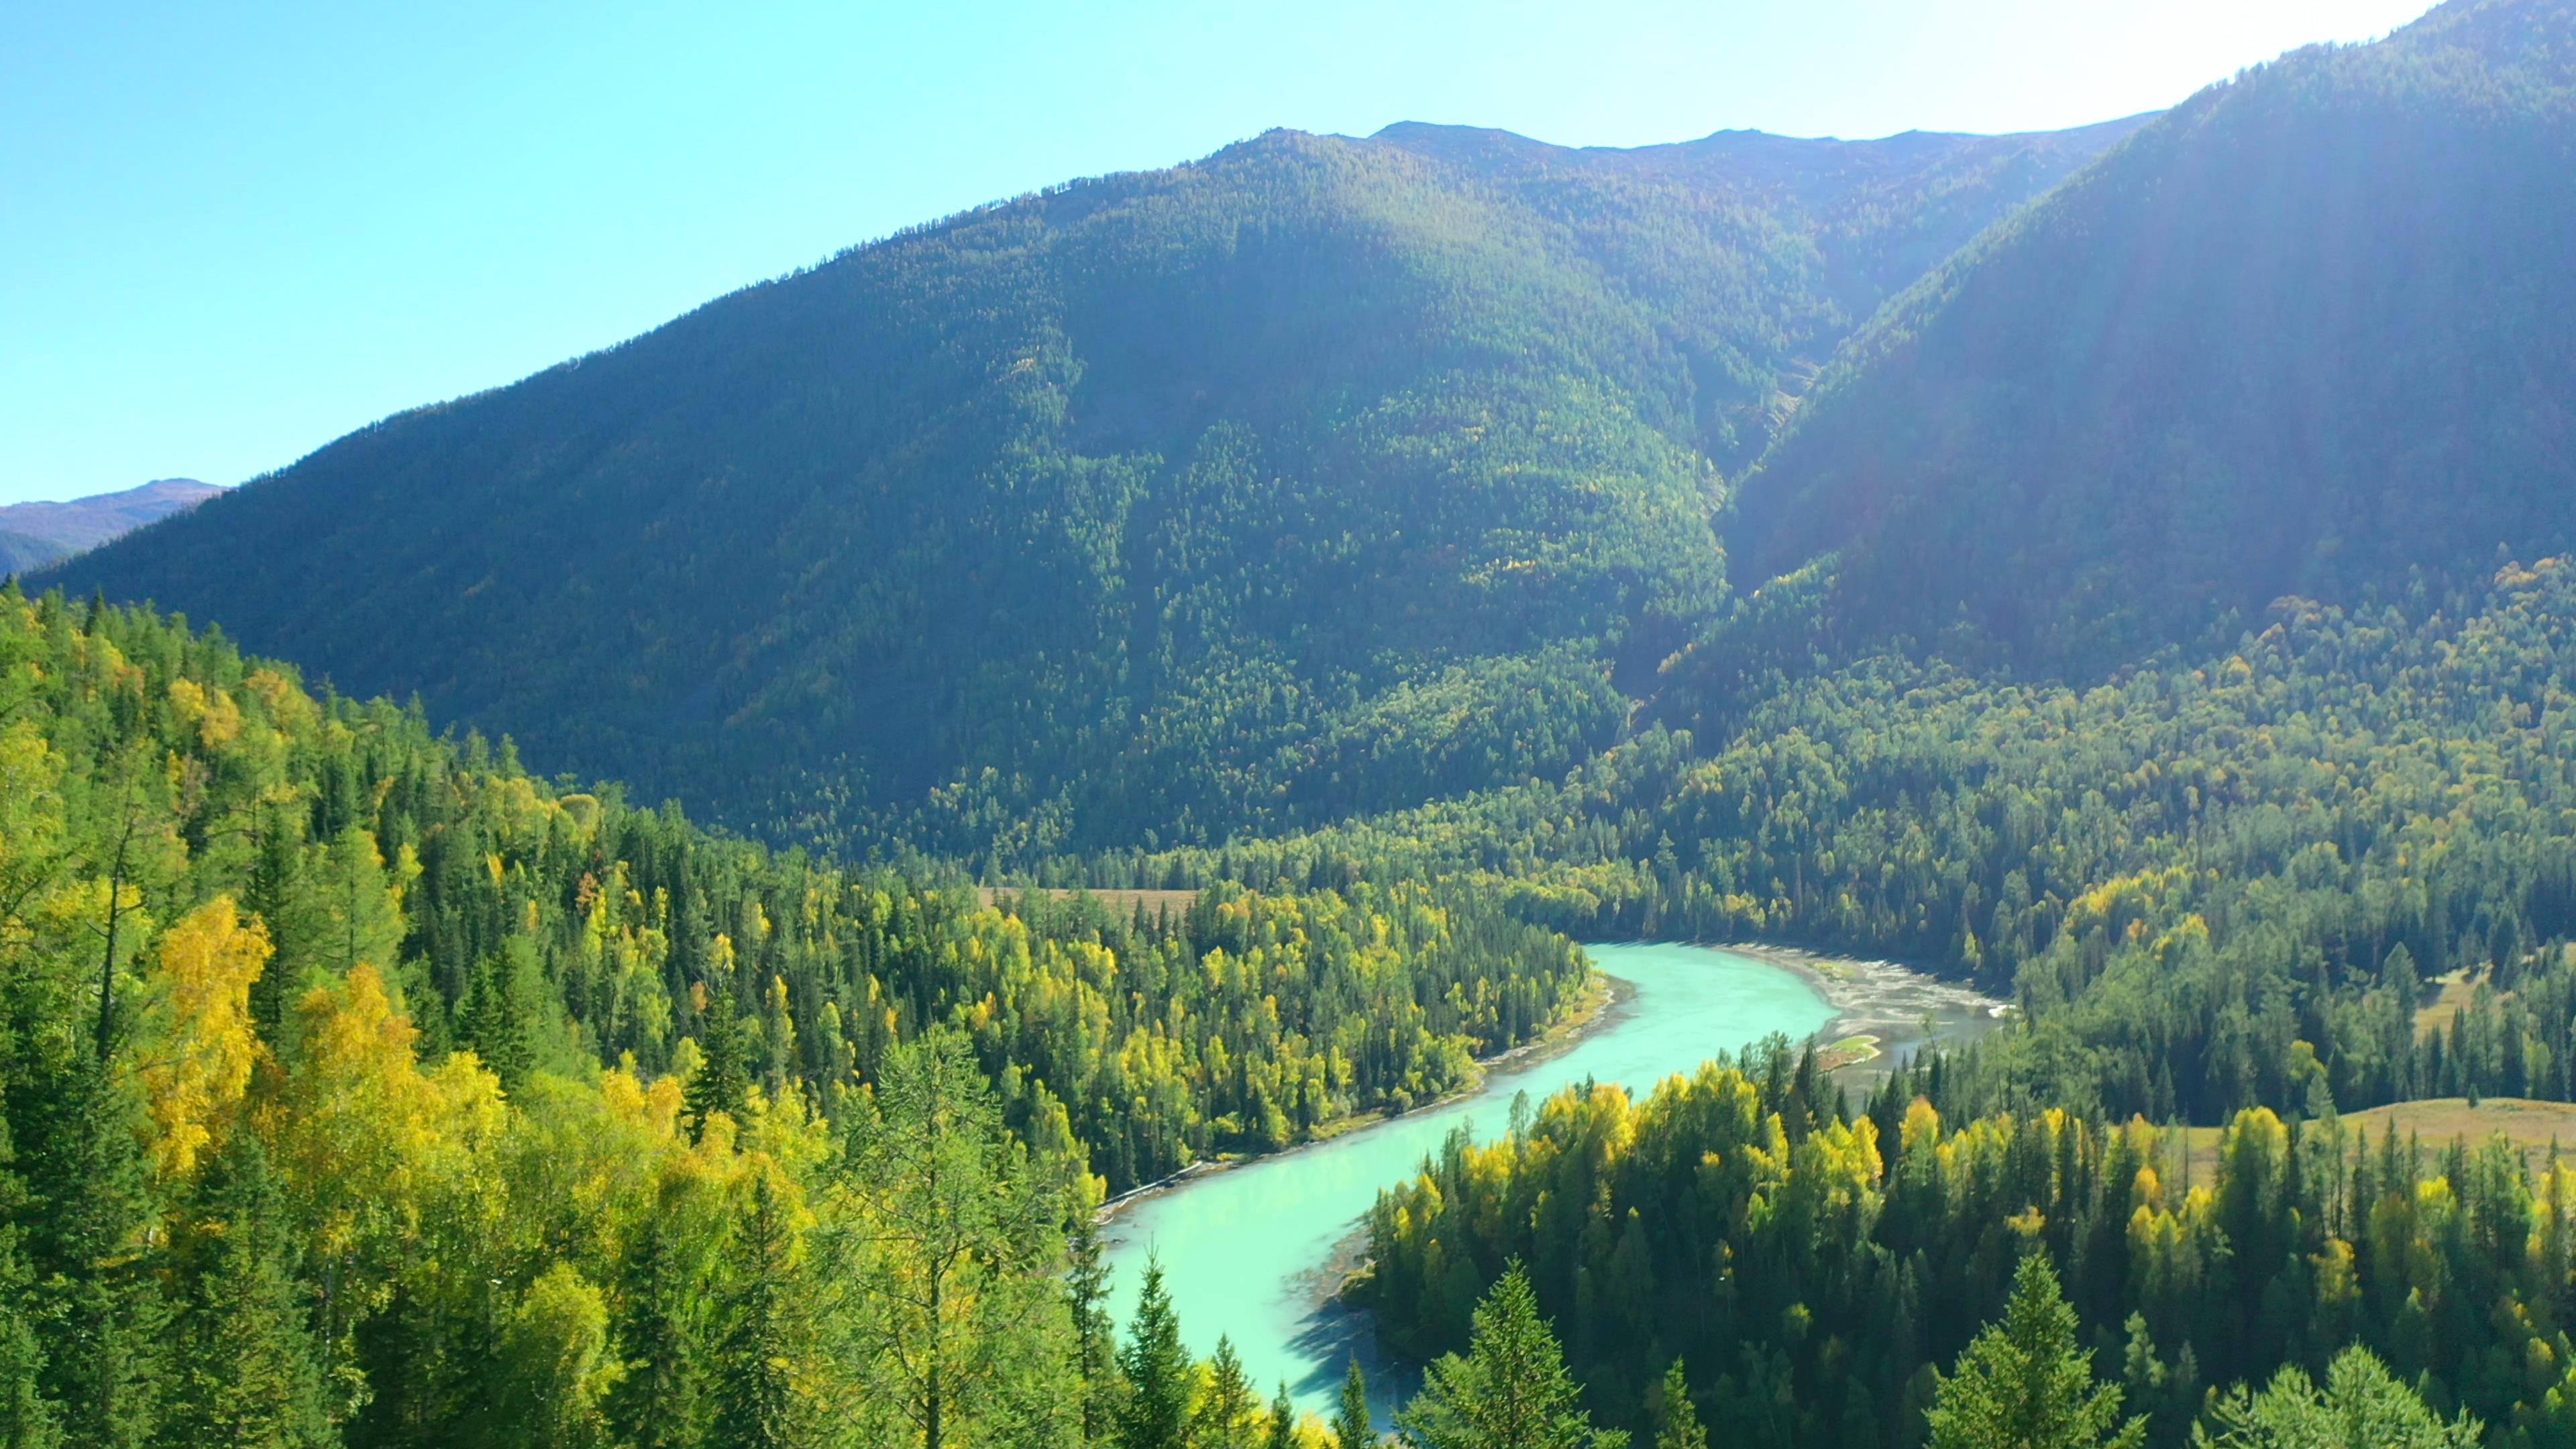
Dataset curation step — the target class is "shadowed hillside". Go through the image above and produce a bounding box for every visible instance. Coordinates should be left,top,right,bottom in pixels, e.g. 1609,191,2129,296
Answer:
1732,0,2576,669
48,123,2125,859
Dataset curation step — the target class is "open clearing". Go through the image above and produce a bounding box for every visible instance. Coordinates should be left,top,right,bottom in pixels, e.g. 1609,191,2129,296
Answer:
2168,1097,2576,1183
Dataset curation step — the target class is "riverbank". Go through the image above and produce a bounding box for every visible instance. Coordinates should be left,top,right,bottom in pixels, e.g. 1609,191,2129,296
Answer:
1709,942,2010,1095
1101,967,1633,1219
1095,941,1849,1419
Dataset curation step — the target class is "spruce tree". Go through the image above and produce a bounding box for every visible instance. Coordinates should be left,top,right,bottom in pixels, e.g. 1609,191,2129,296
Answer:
1654,1360,1704,1449
1925,1255,2144,1449
1116,1258,1190,1449
1193,1336,1254,1447
1334,1358,1374,1448
683,991,749,1143
708,1171,808,1449
157,1134,333,1448
603,1183,715,1449
462,938,539,1094
1392,1264,1625,1449
1067,1209,1117,1444
1266,1383,1297,1449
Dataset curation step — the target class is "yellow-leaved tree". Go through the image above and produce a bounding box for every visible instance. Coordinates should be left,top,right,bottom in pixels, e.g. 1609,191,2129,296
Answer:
143,896,270,1178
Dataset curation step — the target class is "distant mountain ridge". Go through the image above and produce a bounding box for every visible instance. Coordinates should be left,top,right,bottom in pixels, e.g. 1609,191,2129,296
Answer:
0,478,221,574
45,118,2130,859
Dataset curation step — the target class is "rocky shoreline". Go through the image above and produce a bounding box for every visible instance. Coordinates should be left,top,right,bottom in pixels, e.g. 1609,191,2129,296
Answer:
1706,942,2010,1096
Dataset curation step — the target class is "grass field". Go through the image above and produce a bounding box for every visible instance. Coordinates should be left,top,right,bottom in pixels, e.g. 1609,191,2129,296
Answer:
2416,966,2495,1034
2162,1097,2576,1184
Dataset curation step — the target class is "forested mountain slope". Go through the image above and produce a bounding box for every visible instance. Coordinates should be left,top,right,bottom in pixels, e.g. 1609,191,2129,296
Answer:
1371,115,2149,470
0,582,1595,1443
1733,0,2576,670
46,122,2127,861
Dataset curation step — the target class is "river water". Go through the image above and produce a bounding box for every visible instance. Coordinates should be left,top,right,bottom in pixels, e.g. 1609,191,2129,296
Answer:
1099,941,1845,1421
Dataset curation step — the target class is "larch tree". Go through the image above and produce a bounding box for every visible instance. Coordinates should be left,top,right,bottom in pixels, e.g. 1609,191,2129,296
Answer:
830,1028,1075,1449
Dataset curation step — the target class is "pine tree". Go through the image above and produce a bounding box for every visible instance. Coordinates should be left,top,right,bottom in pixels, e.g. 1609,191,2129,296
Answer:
1193,1336,1255,1448
708,1170,810,1449
1925,1255,2144,1449
684,991,749,1143
1392,1263,1625,1449
156,1134,333,1448
1266,1383,1298,1449
1116,1259,1191,1449
1067,1210,1118,1444
1653,1360,1704,1449
1334,1358,1374,1449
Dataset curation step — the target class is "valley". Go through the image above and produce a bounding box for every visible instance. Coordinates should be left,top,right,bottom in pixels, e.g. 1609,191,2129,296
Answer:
1102,943,1841,1424
6,1,2576,1446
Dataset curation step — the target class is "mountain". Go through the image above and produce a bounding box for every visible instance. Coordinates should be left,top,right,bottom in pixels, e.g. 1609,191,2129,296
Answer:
0,478,221,574
0,530,66,576
46,121,2127,858
1730,0,2576,669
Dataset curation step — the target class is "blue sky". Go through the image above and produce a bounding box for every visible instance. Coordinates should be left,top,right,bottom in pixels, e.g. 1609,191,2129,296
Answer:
1,0,2436,505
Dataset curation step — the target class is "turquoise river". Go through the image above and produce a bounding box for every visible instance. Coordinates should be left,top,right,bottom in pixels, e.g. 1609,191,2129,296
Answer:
1100,941,1843,1424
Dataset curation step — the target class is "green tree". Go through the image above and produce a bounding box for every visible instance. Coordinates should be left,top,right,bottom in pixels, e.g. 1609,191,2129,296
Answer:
708,1170,812,1449
1925,1256,2144,1449
1266,1383,1298,1449
2194,1346,2479,1448
683,991,749,1144
1193,1336,1256,1448
155,1133,333,1449
460,937,539,1095
489,1264,618,1449
1334,1358,1373,1449
833,1028,1074,1449
1067,1210,1118,1444
1653,1360,1704,1449
1116,1259,1190,1449
1393,1264,1626,1449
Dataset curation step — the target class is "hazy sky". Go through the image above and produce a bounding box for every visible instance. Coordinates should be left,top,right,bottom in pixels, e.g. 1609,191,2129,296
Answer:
2,0,2437,505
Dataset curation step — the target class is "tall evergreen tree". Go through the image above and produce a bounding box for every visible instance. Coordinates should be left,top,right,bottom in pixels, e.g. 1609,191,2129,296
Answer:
461,938,539,1095
1192,1337,1255,1448
1265,1383,1297,1449
1652,1361,1703,1449
683,991,749,1144
1925,1256,2144,1449
1067,1210,1118,1444
1393,1264,1625,1449
1116,1260,1191,1449
156,1134,333,1449
708,1170,810,1449
1334,1360,1373,1449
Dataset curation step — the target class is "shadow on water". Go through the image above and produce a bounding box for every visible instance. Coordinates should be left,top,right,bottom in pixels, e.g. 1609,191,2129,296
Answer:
1283,1286,1421,1428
